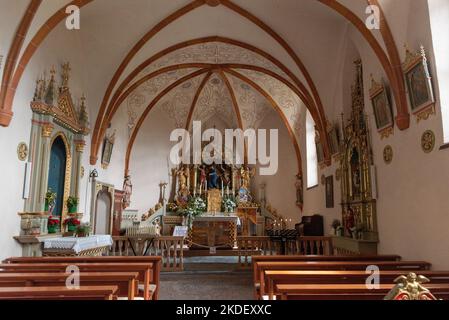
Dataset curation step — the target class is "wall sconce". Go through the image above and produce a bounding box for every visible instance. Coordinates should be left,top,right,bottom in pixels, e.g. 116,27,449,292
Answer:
89,169,99,181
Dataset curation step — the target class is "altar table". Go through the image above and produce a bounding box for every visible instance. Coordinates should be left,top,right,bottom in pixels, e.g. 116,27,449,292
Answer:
189,214,240,249
43,235,113,256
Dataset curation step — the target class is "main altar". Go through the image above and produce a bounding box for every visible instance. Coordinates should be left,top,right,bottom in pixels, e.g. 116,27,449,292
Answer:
163,162,262,249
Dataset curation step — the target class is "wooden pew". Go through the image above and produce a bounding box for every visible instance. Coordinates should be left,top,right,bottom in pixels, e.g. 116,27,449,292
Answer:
264,270,449,300
0,286,119,300
252,255,401,284
254,261,431,299
0,263,154,300
275,283,449,300
0,272,139,300
3,256,162,299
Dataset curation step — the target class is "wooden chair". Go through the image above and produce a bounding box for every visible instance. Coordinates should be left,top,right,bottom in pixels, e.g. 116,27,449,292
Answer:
0,286,119,300
0,272,139,300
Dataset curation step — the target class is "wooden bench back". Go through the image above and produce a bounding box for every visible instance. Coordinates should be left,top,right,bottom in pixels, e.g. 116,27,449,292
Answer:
275,283,449,300
0,262,153,300
262,270,449,299
0,272,139,300
3,256,161,299
0,285,119,300
251,255,401,282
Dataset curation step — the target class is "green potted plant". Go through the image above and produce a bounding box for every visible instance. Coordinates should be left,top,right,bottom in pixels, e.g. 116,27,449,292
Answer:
47,216,60,234
45,189,57,213
63,217,80,232
76,223,91,238
66,196,79,214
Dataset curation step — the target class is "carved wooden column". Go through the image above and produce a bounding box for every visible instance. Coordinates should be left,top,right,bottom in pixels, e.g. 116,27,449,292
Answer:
73,138,85,198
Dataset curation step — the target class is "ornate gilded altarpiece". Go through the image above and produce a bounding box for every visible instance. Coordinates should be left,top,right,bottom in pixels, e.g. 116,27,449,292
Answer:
338,60,379,250
23,63,89,225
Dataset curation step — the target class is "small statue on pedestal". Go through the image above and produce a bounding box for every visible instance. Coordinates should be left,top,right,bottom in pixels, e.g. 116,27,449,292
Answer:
122,175,133,209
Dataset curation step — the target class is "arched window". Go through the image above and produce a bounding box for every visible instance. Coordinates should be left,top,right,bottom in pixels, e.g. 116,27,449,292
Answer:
428,0,449,142
306,111,318,188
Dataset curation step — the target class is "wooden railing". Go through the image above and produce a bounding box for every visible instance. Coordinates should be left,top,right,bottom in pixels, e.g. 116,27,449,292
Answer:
110,235,334,269
109,236,185,272
236,236,334,267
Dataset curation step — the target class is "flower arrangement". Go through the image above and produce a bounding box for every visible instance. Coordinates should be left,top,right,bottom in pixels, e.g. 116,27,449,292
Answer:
179,196,206,228
222,196,237,213
66,196,79,213
331,219,343,236
63,217,81,232
76,223,91,237
47,216,60,234
167,202,178,212
45,189,57,212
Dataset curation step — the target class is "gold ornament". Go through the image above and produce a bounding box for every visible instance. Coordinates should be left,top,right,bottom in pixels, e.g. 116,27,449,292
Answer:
383,145,393,164
41,123,54,137
421,130,435,153
17,142,28,161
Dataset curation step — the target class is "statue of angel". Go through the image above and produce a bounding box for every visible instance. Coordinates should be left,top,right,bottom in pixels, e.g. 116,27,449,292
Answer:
384,273,436,300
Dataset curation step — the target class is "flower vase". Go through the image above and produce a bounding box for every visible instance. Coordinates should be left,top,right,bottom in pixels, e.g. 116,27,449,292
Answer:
68,225,77,232
48,225,57,234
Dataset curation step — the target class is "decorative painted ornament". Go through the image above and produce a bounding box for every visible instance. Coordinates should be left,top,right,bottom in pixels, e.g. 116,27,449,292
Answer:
383,145,393,164
17,142,28,161
421,130,435,153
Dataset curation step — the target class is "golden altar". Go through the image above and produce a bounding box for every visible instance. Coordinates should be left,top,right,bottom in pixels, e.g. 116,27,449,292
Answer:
188,214,239,249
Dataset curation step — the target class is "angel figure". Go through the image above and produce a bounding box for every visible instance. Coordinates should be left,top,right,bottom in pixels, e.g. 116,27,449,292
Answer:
384,273,436,300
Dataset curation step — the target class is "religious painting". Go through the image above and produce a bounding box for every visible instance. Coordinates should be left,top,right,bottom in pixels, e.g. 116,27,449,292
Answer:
370,84,393,131
325,175,334,208
101,131,115,169
403,46,435,115
328,127,340,155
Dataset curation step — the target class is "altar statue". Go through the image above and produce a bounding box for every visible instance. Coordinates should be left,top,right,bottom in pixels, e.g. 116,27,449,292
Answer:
220,164,231,187
241,165,253,190
344,207,355,237
199,165,207,192
208,165,219,189
176,166,188,192
122,175,133,209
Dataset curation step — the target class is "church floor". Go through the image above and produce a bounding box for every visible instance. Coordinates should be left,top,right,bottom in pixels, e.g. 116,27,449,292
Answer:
159,257,254,300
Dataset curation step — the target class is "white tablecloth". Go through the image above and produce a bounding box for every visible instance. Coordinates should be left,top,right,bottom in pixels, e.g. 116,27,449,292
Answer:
43,235,113,254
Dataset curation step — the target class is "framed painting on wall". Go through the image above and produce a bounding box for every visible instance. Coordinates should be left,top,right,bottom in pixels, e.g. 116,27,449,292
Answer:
369,77,394,133
328,126,340,155
316,141,324,164
402,46,435,120
101,131,116,169
325,175,334,208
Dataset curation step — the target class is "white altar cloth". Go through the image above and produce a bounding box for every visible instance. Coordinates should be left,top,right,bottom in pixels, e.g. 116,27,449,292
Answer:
43,235,113,254
195,214,241,226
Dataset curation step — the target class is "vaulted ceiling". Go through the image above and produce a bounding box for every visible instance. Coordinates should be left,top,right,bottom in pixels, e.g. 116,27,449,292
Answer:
0,0,410,173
